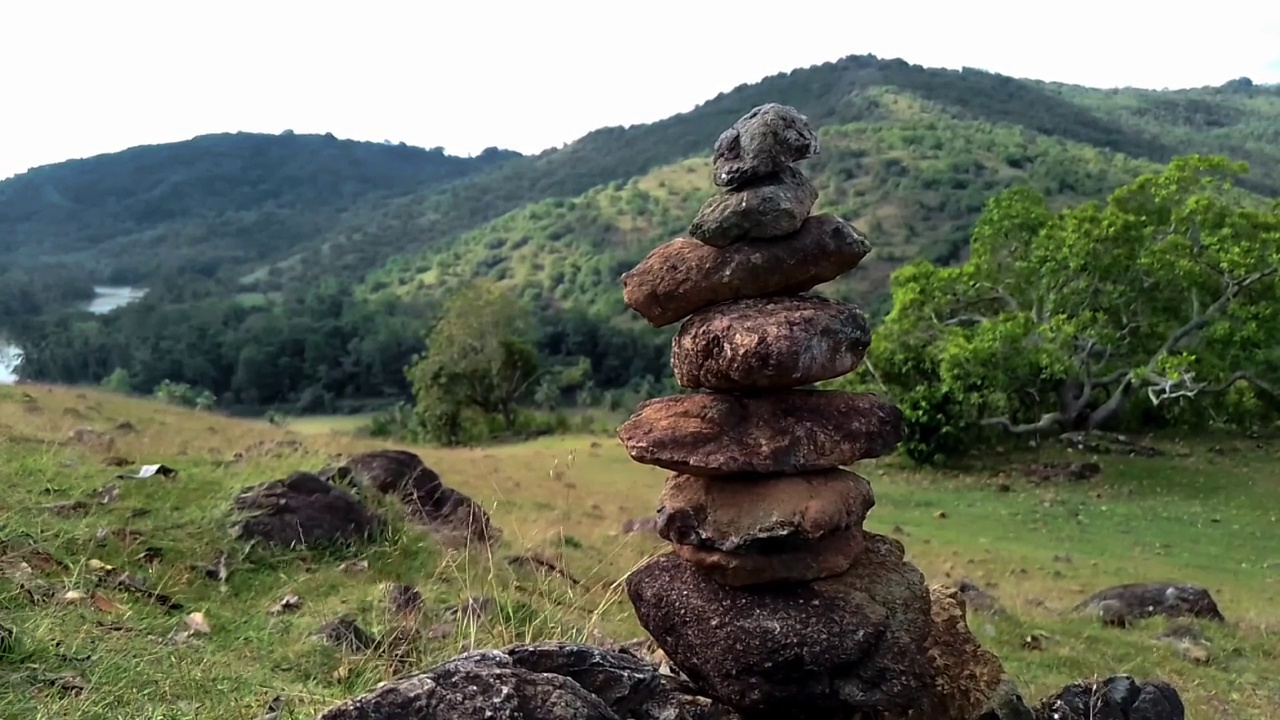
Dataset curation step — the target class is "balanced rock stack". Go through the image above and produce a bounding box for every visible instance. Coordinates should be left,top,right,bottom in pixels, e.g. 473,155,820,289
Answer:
617,104,1010,719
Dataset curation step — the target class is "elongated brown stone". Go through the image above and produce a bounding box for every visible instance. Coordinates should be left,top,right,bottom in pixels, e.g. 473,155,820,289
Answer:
671,296,869,391
621,214,869,328
657,470,874,554
617,390,903,476
689,166,817,248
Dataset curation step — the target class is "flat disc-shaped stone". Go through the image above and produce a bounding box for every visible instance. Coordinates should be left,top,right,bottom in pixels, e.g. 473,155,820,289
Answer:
626,534,933,717
670,296,869,391
689,165,817,248
672,527,866,587
621,214,870,328
657,469,874,553
617,390,903,476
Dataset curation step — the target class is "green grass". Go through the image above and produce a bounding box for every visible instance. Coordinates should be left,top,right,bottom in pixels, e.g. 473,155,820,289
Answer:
1,385,1278,718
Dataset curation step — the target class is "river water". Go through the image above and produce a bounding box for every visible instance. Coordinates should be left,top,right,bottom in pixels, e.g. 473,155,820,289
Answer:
0,286,147,384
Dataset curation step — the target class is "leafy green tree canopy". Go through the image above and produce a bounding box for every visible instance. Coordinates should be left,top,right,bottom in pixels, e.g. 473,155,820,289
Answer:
872,154,1280,463
406,280,541,444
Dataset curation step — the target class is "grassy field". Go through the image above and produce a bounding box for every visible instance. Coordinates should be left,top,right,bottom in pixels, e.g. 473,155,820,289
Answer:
1,384,1277,718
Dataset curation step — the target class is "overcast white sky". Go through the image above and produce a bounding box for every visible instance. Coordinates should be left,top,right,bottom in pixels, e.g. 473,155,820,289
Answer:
2,0,1278,180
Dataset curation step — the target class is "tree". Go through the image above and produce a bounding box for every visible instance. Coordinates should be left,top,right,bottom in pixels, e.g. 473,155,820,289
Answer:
406,280,541,442
872,155,1280,464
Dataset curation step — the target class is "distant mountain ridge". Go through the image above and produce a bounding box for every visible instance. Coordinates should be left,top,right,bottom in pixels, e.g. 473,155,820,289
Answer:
0,132,520,282
2,54,1277,309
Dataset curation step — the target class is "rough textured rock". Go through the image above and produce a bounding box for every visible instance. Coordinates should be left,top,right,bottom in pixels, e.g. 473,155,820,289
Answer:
618,390,903,476
336,449,500,547
1030,675,1185,720
316,644,739,720
671,527,866,587
339,449,442,497
712,103,819,188
671,296,869,390
622,214,870,328
504,643,740,719
922,585,1009,719
1075,583,1225,624
657,470,873,553
230,472,381,548
689,165,817,247
626,533,933,717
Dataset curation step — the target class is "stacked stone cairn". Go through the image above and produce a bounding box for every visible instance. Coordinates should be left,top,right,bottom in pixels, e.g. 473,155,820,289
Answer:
617,104,1014,719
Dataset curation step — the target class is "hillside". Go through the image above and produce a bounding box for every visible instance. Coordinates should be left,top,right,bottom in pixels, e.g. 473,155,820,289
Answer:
7,54,1280,405
0,132,520,284
2,385,1277,718
362,65,1280,312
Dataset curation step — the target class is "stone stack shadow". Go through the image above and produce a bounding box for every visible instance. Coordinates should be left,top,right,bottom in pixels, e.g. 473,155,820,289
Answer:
617,104,1009,719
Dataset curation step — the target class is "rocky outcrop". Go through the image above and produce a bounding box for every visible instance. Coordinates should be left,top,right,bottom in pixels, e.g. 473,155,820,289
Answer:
230,472,381,549
315,643,739,720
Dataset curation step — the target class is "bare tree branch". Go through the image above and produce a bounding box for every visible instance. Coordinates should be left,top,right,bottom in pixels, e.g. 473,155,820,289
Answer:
981,412,1066,435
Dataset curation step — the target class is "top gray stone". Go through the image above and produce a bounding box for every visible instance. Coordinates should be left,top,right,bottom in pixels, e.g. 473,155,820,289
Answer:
712,103,819,188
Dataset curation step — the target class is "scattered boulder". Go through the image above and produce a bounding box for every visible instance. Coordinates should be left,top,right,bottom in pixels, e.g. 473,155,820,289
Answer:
1075,583,1225,624
315,644,739,720
622,214,870,328
66,427,114,452
689,165,817,247
618,390,903,476
670,296,870,391
336,449,500,547
711,103,819,188
626,534,933,717
1023,461,1101,483
657,470,873,554
957,579,1006,617
313,617,378,653
1031,675,1185,720
1057,431,1164,457
231,438,305,461
231,472,382,549
339,449,442,496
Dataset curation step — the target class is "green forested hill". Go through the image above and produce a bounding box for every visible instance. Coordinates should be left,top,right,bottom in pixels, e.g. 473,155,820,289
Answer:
0,132,520,283
8,54,1280,410
369,89,1158,318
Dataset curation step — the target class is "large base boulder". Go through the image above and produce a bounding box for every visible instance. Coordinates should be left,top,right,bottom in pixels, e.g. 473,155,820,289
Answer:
626,533,933,718
315,643,739,720
231,472,381,549
618,390,903,476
